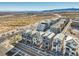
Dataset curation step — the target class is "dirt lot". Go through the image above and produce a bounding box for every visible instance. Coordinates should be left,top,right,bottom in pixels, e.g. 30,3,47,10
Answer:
58,12,79,19
0,13,57,33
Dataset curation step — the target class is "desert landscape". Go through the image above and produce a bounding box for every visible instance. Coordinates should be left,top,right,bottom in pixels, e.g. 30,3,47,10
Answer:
0,13,57,33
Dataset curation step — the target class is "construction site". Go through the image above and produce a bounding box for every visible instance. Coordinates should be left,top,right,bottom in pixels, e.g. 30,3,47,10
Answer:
0,12,79,56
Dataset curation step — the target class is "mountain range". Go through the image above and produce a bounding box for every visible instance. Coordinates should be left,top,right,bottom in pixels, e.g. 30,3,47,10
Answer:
42,8,79,12
0,8,79,15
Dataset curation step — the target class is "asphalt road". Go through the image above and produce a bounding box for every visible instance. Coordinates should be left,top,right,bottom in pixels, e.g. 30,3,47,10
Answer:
15,43,52,56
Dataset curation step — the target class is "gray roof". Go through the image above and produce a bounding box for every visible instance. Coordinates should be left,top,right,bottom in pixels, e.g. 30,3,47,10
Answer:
50,19,67,28
37,23,46,31
66,39,78,49
53,33,65,40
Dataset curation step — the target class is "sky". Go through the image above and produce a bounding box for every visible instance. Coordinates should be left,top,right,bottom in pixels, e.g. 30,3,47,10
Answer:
0,2,79,11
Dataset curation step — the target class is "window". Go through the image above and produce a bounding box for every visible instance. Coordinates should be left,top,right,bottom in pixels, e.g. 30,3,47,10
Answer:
72,48,76,51
27,41,30,44
36,38,37,40
53,49,56,52
43,37,46,39
66,48,70,51
46,42,48,45
45,46,48,49
71,52,75,55
66,47,70,53
65,52,69,56
53,43,56,47
66,42,70,46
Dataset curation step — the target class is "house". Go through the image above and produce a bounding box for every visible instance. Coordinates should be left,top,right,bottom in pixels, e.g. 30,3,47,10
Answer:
64,36,79,56
36,21,49,31
42,32,55,51
36,18,59,32
21,30,33,45
32,31,45,46
51,33,66,56
50,18,68,34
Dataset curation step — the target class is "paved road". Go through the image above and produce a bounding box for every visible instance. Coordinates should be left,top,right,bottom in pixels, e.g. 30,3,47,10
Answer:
62,19,72,34
54,14,62,18
15,43,52,56
12,47,30,56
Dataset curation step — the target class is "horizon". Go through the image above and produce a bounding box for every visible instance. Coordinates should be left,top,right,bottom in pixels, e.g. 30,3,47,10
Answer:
0,2,79,11
0,8,79,12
